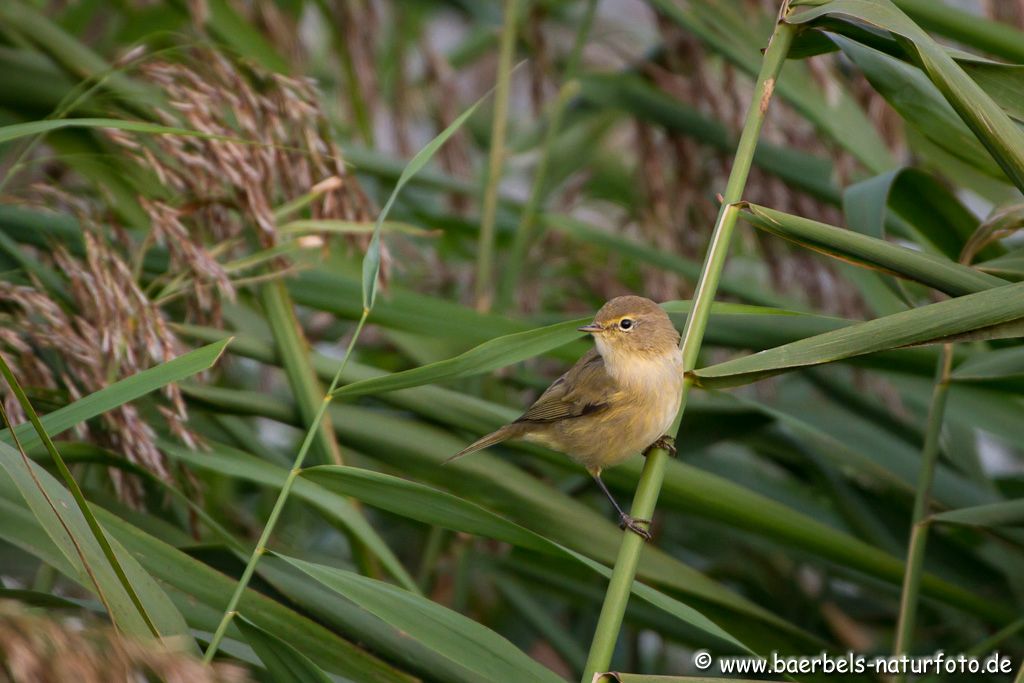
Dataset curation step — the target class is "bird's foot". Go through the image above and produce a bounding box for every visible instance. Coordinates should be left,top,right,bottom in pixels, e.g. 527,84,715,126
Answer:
618,513,653,541
644,435,677,458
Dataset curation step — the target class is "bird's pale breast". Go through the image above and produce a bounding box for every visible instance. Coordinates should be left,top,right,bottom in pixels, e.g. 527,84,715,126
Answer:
526,350,683,472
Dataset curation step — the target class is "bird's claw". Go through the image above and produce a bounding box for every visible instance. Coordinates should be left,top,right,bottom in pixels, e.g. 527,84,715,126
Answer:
618,514,653,541
644,435,677,458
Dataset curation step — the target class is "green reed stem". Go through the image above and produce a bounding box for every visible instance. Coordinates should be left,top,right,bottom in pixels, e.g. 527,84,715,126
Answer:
498,79,580,310
580,12,796,681
562,0,597,81
498,0,596,311
475,0,520,311
202,311,368,663
892,343,954,676
314,0,374,145
260,279,343,466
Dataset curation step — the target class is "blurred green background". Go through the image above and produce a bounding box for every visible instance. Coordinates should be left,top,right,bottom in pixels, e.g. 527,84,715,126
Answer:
0,0,1023,680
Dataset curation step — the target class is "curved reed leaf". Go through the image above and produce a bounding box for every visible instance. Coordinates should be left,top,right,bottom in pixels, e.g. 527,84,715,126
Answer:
161,439,418,593
183,380,1008,623
843,167,980,262
236,616,334,683
0,341,229,645
790,0,1024,191
931,500,1024,528
0,339,231,452
696,281,1024,388
362,92,487,310
301,465,747,651
331,301,806,399
0,441,192,642
0,117,245,145
893,0,1024,63
75,493,415,681
952,347,1024,383
740,203,1006,296
280,554,566,683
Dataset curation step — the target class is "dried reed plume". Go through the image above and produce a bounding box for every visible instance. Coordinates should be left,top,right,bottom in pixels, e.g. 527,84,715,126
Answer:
0,600,249,683
109,47,375,323
0,49,378,501
0,194,191,501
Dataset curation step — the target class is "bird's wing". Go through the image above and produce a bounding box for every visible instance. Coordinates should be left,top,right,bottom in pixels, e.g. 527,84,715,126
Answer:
514,349,618,424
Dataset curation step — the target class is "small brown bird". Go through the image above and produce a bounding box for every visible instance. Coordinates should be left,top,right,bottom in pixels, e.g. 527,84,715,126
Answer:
447,296,683,539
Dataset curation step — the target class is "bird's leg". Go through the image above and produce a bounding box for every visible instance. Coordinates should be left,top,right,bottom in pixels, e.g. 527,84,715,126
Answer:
591,472,652,541
643,434,676,458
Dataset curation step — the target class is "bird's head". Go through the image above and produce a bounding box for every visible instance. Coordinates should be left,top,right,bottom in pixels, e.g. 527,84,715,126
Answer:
578,295,680,361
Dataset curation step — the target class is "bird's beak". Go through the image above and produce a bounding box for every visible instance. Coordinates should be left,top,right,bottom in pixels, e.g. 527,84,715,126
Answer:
577,323,602,333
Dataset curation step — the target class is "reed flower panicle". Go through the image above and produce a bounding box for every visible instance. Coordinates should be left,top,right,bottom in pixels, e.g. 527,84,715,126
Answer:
0,49,379,501
0,195,191,501
0,600,249,683
108,49,378,323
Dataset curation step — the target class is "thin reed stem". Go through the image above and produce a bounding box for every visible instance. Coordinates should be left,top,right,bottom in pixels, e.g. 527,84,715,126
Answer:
202,311,369,663
580,9,796,679
893,342,954,676
475,0,520,312
498,80,579,310
498,0,597,310
416,525,447,592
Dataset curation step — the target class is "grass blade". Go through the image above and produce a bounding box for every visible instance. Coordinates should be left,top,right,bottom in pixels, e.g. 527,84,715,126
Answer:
206,71,494,663
0,420,191,643
0,117,246,145
330,301,807,399
0,469,417,681
843,167,981,263
279,553,567,683
161,439,418,593
695,281,1024,388
185,383,1012,624
892,0,1024,64
0,338,231,451
892,346,954,672
236,616,333,683
741,203,1006,296
362,87,488,311
931,500,1024,528
0,342,230,643
301,465,747,650
790,0,1024,192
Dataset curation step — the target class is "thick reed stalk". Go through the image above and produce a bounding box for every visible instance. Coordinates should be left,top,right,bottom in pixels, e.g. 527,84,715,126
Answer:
580,11,796,681
475,0,519,311
892,343,954,676
202,312,368,663
260,279,343,466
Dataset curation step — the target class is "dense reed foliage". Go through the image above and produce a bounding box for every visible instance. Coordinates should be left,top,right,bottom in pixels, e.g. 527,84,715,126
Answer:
0,0,1023,681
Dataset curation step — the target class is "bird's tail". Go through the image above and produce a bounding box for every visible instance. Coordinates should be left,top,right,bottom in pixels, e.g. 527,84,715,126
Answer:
444,424,523,465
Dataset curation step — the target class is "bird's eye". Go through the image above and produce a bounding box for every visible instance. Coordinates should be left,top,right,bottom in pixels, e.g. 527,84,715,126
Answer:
619,318,633,330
